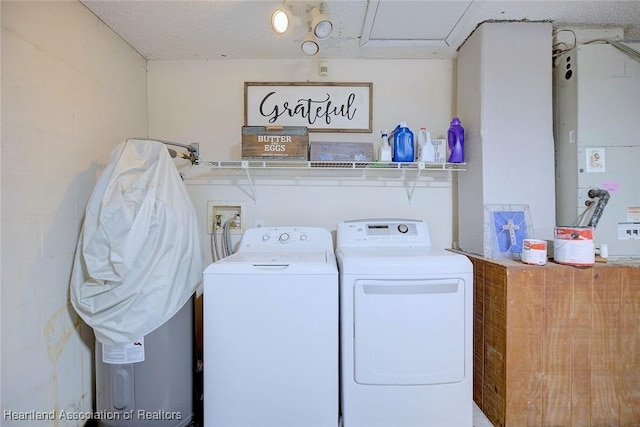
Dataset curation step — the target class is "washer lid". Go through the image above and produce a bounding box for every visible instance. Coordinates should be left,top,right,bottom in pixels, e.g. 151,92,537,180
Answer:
203,250,338,275
221,251,328,264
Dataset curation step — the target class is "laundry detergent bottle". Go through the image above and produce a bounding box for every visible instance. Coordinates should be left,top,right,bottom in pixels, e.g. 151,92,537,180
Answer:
447,117,464,163
417,127,435,162
379,129,392,161
391,122,414,162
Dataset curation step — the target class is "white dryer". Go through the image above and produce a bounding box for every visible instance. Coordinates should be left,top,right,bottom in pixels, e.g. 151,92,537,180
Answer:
203,227,339,427
336,219,473,427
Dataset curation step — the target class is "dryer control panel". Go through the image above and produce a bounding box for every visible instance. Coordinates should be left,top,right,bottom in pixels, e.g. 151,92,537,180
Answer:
337,219,431,247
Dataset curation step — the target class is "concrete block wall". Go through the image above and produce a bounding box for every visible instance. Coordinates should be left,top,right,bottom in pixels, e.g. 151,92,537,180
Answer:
1,2,147,424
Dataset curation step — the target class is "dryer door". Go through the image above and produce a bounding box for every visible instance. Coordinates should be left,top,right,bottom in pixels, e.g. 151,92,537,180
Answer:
353,278,465,385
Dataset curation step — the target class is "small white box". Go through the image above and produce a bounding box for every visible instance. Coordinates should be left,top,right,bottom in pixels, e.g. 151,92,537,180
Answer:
431,138,447,163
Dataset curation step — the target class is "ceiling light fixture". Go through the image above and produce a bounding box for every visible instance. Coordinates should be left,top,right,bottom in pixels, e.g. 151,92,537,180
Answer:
271,8,289,34
301,24,319,56
311,4,332,40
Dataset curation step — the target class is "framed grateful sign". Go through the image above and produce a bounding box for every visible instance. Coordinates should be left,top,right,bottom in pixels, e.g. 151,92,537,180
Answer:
244,82,373,133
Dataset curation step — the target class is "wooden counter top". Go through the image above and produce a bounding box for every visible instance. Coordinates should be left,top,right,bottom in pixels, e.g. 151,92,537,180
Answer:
453,250,640,268
466,253,640,427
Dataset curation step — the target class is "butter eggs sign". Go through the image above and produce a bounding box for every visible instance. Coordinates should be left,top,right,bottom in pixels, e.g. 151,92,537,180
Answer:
244,82,372,133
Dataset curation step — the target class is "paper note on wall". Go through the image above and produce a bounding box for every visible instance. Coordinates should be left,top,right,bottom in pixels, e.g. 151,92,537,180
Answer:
586,148,605,173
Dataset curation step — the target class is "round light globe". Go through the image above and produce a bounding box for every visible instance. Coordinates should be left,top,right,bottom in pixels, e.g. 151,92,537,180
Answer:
272,9,289,34
314,20,332,39
301,39,319,56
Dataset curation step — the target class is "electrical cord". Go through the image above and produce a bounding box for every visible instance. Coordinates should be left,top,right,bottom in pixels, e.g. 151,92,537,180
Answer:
553,31,640,68
552,29,577,63
571,188,611,228
585,39,640,63
572,202,594,227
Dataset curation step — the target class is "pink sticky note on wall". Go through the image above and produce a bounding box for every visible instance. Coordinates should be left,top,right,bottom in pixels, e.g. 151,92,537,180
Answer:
601,182,620,194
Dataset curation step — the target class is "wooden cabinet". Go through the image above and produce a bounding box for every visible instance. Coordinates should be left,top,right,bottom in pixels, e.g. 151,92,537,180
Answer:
468,254,640,427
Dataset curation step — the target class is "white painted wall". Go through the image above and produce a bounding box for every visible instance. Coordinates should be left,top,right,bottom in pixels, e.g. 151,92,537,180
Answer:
1,3,457,421
147,59,458,258
1,2,147,424
148,59,456,160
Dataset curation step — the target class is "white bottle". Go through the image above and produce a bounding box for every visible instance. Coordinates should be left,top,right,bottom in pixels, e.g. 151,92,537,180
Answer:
417,127,435,162
379,129,392,161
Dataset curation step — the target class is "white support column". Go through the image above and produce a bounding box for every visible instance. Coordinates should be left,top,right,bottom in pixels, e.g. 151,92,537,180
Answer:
456,22,556,257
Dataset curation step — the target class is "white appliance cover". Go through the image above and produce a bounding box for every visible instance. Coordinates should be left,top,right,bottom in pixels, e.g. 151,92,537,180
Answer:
70,139,203,345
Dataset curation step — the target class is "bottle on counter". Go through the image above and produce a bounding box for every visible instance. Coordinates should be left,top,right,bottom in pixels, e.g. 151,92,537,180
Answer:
417,127,435,162
391,122,414,163
447,117,465,163
379,129,392,161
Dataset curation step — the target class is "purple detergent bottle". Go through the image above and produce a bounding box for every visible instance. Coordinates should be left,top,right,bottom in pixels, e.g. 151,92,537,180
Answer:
447,117,464,163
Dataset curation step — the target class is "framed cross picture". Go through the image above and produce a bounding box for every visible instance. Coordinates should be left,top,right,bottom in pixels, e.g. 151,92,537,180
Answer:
484,204,534,260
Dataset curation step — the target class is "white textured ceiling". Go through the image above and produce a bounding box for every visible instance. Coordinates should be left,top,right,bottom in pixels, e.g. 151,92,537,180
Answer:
81,0,640,60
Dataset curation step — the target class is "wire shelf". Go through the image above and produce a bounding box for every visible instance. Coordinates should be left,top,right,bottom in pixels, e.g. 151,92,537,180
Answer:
184,160,466,204
202,160,466,171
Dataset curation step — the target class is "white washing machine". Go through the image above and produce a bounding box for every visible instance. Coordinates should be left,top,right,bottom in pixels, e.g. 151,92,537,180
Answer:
336,219,473,427
203,227,339,427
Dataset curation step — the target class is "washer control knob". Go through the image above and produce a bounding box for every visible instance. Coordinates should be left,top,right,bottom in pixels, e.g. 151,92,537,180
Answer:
279,233,290,243
262,234,270,241
300,234,308,241
398,224,409,234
